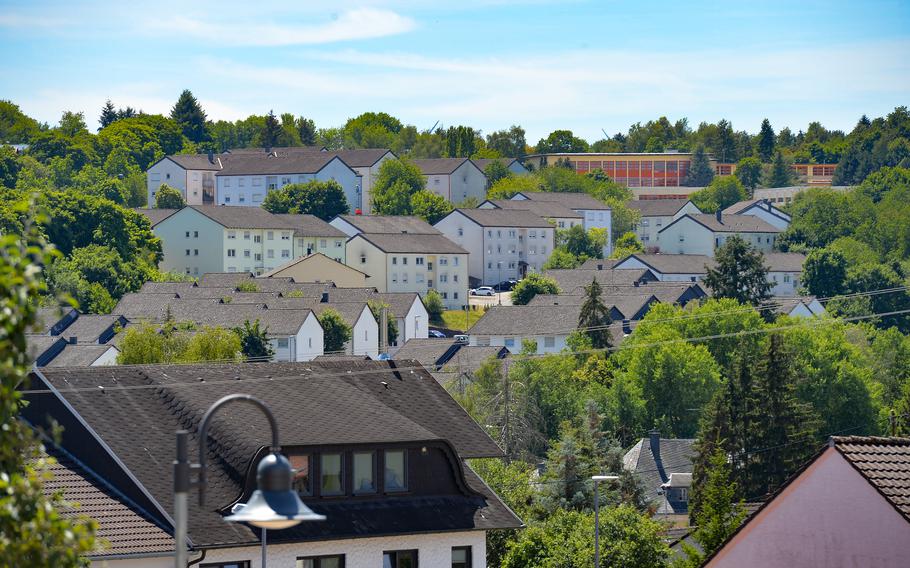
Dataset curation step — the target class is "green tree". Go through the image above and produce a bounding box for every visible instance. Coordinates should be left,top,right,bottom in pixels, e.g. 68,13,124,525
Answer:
801,248,848,297
684,144,715,186
893,380,910,436
691,176,748,213
233,319,274,361
318,308,352,353
735,156,762,191
535,130,589,153
469,458,534,566
296,116,317,146
487,175,540,200
58,111,88,138
609,232,644,259
542,248,581,269
169,89,209,144
155,183,185,209
511,273,560,305
484,160,514,186
578,279,612,349
99,99,118,129
260,110,282,148
704,236,771,306
767,150,793,187
486,125,527,157
261,180,349,220
183,326,242,362
757,118,776,162
409,190,452,224
560,225,601,259
423,290,445,324
371,159,426,215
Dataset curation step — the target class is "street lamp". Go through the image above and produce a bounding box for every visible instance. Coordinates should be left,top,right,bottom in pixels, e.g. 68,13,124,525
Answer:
591,474,619,568
496,261,503,305
174,394,325,567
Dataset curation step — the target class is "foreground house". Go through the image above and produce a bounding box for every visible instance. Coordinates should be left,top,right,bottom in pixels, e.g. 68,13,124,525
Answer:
468,304,588,354
705,436,910,567
24,361,522,567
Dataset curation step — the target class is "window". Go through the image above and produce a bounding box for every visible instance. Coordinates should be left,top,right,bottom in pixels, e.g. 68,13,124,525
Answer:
383,550,417,568
238,195,246,203
227,266,237,272
453,292,459,299
201,562,250,568
282,249,290,258
453,275,459,282
290,454,312,495
277,338,289,349
440,274,448,283
529,230,536,238
321,453,344,495
415,257,424,265
487,230,492,238
336,240,343,248
185,249,191,256
784,274,791,283
244,250,251,258
543,336,555,348
402,257,408,265
392,273,398,283
252,177,261,187
253,194,263,202
361,255,367,264
267,250,274,259
185,231,190,238
384,450,407,492
504,337,515,348
227,249,236,257
255,253,262,261
297,556,344,568
281,232,291,240
392,257,398,265
452,547,472,568
243,231,250,240
239,177,245,187
439,257,448,266
267,231,274,240
508,230,516,238
416,274,424,284
457,228,463,237
353,451,376,494
453,257,459,266
223,177,230,187
194,231,199,238
194,249,199,256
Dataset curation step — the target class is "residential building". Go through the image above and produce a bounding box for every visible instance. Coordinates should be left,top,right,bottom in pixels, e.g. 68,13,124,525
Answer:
510,191,612,254
145,153,221,205
764,252,806,296
133,207,179,228
471,157,529,178
776,296,826,318
330,149,397,214
613,254,714,283
393,338,509,384
627,199,703,247
260,253,370,287
345,232,469,309
704,436,910,567
468,304,584,354
657,212,781,256
35,306,80,336
623,431,695,525
24,361,522,567
27,335,119,368
753,185,851,205
543,266,661,292
311,302,379,358
330,214,441,238
478,199,583,230
152,206,347,276
411,158,488,204
722,198,792,231
435,208,555,286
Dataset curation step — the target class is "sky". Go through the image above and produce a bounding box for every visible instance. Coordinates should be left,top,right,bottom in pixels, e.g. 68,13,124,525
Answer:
1,0,909,142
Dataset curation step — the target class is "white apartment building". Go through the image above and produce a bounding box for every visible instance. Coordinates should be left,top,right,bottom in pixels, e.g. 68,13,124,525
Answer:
657,212,781,257
468,305,581,354
510,191,613,255
330,214,441,238
411,158,488,204
478,199,583,230
434,208,555,286
723,198,792,231
345,233,469,310
331,149,397,215
152,206,347,276
764,252,807,296
627,199,703,247
146,153,221,205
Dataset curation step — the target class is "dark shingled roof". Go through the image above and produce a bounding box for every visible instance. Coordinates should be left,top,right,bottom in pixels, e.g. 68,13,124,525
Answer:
514,191,610,210
133,208,180,227
833,436,910,521
763,252,806,272
273,214,347,238
452,208,553,228
34,306,79,335
471,158,523,172
410,158,477,175
578,258,620,270
216,153,341,176
626,199,696,217
330,149,395,167
57,315,126,344
722,198,791,220
140,281,198,294
43,344,118,367
355,233,468,254
485,199,582,219
310,302,373,328
623,436,696,508
334,215,441,235
36,444,175,558
544,267,658,291
27,361,514,547
615,254,715,275
469,305,583,336
166,154,222,171
393,339,458,369
187,206,342,236
198,272,255,287
527,293,656,321
660,213,781,234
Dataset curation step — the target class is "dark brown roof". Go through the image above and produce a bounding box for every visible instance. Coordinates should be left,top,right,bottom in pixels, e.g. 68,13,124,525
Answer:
216,153,341,176
335,215,441,235
410,158,476,175
451,208,553,228
833,436,910,521
355,233,468,254
515,191,610,210
469,304,583,336
486,199,582,219
661,213,781,234
166,154,222,171
36,444,174,558
626,199,697,217
133,208,180,227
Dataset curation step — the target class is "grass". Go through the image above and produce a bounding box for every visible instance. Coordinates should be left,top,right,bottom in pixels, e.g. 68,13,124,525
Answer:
439,309,485,332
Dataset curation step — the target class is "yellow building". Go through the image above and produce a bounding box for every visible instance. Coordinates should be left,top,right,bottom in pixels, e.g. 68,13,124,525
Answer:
259,252,369,288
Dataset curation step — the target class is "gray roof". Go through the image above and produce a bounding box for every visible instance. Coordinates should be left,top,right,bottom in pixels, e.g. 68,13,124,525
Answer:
56,315,125,344
166,154,222,171
329,149,394,167
34,306,78,335
451,208,553,228
166,303,316,336
410,158,476,175
374,292,422,318
623,435,696,507
355,233,468,254
197,272,254,287
763,252,806,272
514,191,610,210
335,215,441,235
393,339,458,368
273,214,347,238
616,254,715,275
471,158,523,171
440,345,509,374
723,198,791,220
187,206,342,235
133,208,180,227
469,304,583,336
579,258,620,270
486,199,582,219
216,153,341,176
44,344,118,367
661,213,781,234
259,253,369,279
140,281,197,294
311,302,373,328
527,293,657,321
544,267,658,291
626,199,696,217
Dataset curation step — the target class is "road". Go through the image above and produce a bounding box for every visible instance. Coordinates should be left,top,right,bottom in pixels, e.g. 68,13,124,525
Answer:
468,291,513,307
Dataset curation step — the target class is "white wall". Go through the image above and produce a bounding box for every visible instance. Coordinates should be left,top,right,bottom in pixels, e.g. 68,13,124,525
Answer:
153,207,226,276
351,307,379,358
470,333,568,354
449,162,488,204
657,217,777,257
146,159,189,205
404,298,429,343
768,270,800,296
738,205,791,231
635,202,701,247
435,212,484,285
614,256,705,282
359,152,396,215
296,313,325,361
92,555,172,568
91,347,119,366
425,173,452,202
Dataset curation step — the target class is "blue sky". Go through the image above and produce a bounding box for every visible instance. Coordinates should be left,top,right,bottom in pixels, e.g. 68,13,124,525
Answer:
1,0,908,142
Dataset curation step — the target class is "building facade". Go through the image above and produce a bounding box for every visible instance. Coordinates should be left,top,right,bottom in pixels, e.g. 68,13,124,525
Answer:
656,213,780,257
411,158,489,204
627,199,703,247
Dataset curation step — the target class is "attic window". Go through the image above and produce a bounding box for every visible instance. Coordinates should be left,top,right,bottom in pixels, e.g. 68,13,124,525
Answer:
290,454,312,496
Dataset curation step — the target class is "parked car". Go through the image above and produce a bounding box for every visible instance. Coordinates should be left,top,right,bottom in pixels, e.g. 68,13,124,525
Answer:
493,279,519,292
428,330,447,338
470,286,495,296
454,335,469,344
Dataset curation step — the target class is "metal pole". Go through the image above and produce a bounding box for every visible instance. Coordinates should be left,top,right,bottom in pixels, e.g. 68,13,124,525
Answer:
594,479,600,568
261,527,267,568
174,431,190,568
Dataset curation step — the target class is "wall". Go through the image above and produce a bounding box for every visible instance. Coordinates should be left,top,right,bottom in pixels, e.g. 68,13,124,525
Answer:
403,299,429,343
706,449,910,568
477,226,555,285
614,257,705,282
768,270,800,296
268,255,367,288
449,162,488,204
90,347,119,366
435,213,484,285
296,314,325,361
346,237,389,292
359,152,396,215
92,555,172,568
197,529,487,568
351,307,379,358
154,207,225,276
737,206,791,231
147,159,188,205
425,174,452,201
470,333,568,354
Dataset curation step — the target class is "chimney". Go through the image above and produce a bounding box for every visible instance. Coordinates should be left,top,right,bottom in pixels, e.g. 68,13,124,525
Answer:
597,263,603,271
650,429,669,483
715,210,722,223
68,336,77,344
207,149,214,163
320,292,329,303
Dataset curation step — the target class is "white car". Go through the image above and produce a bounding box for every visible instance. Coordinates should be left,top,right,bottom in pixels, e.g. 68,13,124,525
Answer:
470,286,495,296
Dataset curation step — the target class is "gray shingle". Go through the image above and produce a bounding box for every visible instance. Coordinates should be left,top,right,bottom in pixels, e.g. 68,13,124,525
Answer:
485,199,582,219
355,233,468,254
626,199,696,217
664,213,782,234
452,208,553,228
334,215,441,235
216,153,338,175
515,191,610,210
469,305,582,336
410,158,474,175
133,208,180,227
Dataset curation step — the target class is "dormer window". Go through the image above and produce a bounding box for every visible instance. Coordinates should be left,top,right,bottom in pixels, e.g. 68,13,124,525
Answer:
384,450,407,492
290,454,312,495
321,453,344,496
353,451,377,494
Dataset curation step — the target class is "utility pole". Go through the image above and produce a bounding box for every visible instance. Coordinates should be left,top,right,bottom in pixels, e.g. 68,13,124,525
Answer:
502,358,511,463
380,306,388,355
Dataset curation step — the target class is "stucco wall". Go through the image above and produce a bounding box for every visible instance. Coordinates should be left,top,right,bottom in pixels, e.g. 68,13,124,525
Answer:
351,307,379,357
147,159,189,205
449,162,488,204
154,207,225,275
738,206,791,231
216,158,359,211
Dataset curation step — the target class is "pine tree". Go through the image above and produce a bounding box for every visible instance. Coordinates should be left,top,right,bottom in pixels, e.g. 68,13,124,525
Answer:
99,99,118,129
767,150,792,187
169,89,209,143
704,235,771,306
261,110,282,149
233,319,274,361
297,116,316,146
578,279,612,349
684,144,715,186
757,118,776,162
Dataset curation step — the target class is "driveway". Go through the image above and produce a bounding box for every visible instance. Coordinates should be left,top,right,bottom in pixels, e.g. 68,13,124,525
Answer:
469,291,512,307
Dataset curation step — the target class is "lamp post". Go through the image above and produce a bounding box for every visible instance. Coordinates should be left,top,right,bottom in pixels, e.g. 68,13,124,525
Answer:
174,394,325,568
497,261,503,305
591,474,619,568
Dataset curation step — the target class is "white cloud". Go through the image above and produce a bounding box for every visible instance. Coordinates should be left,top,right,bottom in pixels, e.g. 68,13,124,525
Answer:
145,8,416,46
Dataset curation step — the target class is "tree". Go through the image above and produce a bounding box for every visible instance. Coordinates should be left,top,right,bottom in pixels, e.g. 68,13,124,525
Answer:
578,279,612,349
261,180,349,220
58,111,88,138
684,144,715,186
767,150,792,187
560,225,601,259
371,159,426,215
535,130,589,153
609,232,644,259
735,156,762,191
801,248,848,297
183,326,242,362
155,183,185,209
233,319,274,361
486,125,527,157
409,190,452,224
893,380,910,436
260,110,282,149
169,89,208,144
511,273,560,305
484,160,513,186
690,176,748,213
423,290,445,324
296,116,316,146
0,210,98,565
704,236,771,306
757,118,776,162
469,457,535,566
543,248,581,269
318,308,352,353
99,99,118,129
